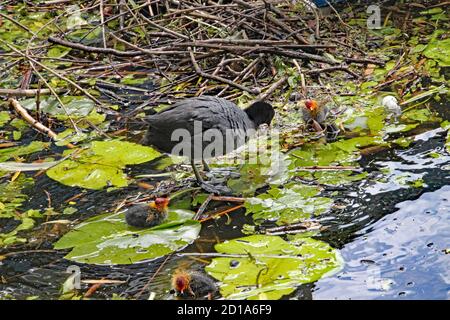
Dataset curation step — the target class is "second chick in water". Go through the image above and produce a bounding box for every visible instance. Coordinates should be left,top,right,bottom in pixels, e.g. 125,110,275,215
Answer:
171,269,218,299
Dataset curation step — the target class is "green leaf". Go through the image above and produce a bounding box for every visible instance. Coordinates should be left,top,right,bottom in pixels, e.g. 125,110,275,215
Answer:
245,183,333,225
205,235,342,300
0,141,48,162
392,137,414,148
422,31,450,67
0,217,35,247
227,153,290,196
13,131,21,141
228,164,273,196
47,45,72,59
444,123,450,153
384,123,419,133
420,8,443,15
401,108,435,123
0,111,11,127
120,74,148,85
290,136,382,168
54,209,200,265
47,140,160,190
312,170,368,186
21,96,95,116
366,107,386,134
0,175,34,218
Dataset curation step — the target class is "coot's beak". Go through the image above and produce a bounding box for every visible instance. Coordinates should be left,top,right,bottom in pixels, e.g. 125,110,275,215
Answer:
151,197,170,212
305,99,318,110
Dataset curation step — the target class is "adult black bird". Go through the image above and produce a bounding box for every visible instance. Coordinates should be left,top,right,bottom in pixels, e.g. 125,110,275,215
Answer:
142,96,274,192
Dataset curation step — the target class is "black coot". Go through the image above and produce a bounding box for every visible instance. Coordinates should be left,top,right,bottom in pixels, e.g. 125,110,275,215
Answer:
142,96,274,190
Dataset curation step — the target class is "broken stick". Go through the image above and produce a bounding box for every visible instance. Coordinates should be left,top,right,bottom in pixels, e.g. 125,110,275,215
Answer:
8,98,74,148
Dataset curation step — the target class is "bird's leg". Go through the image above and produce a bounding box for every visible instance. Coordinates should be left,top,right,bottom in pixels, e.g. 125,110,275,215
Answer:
191,160,233,195
311,119,324,132
202,159,211,172
325,123,340,142
190,159,203,183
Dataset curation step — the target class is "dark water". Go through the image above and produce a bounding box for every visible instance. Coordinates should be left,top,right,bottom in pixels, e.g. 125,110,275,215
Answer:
314,185,450,299
314,129,450,299
0,101,449,300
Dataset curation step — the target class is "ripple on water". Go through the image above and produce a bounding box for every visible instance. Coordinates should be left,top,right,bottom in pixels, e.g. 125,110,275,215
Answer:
313,185,450,300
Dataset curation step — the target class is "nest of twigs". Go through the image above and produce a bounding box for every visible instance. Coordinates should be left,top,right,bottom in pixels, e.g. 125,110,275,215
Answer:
1,0,387,116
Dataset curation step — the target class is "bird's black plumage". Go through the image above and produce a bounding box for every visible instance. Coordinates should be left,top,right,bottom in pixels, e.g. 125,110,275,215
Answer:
142,96,274,160
125,204,167,228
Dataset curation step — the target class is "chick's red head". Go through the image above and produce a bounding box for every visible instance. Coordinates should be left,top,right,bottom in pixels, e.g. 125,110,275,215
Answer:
150,197,170,212
172,270,191,294
305,99,319,111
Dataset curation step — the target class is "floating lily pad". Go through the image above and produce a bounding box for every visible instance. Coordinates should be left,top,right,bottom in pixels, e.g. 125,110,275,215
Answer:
312,170,368,186
21,96,95,117
47,45,71,59
245,183,333,225
0,141,49,162
401,108,437,123
0,217,35,247
290,136,383,168
0,175,34,218
422,30,450,67
0,111,11,127
227,164,273,196
47,140,160,190
205,235,342,300
392,137,414,148
227,153,290,196
443,121,450,153
54,209,200,265
384,123,419,134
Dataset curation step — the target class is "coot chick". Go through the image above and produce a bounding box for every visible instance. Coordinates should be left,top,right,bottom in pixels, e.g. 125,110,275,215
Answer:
142,96,274,190
301,99,339,141
171,269,218,299
125,197,169,228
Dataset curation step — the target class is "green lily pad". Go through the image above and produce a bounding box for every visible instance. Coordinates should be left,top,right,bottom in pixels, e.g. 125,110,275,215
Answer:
443,121,450,153
205,235,342,300
0,217,35,247
384,123,419,134
422,31,450,67
401,108,436,123
0,175,34,218
245,183,333,225
47,140,160,190
446,134,450,153
21,96,95,117
312,170,368,186
290,136,383,168
227,164,274,196
392,137,414,148
0,111,11,127
0,141,49,162
54,209,200,265
47,45,72,59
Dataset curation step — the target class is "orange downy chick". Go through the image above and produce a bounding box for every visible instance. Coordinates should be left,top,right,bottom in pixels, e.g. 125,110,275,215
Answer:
125,197,170,228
